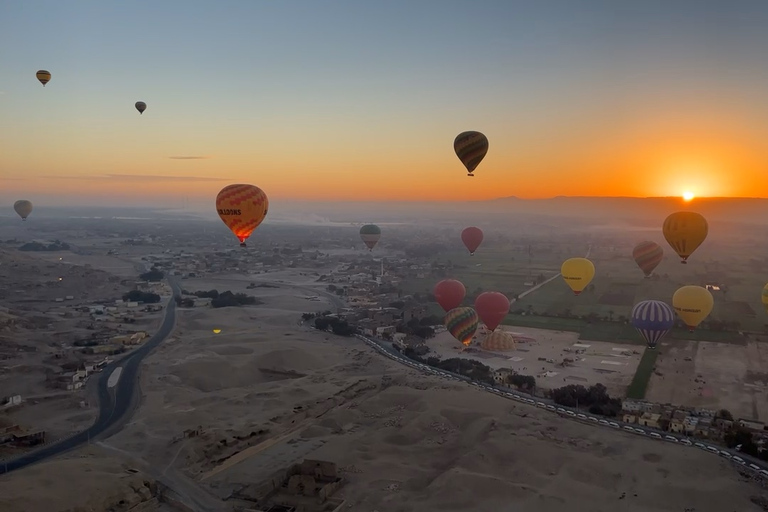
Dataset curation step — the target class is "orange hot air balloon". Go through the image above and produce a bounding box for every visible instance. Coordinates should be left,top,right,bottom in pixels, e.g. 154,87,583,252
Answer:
433,279,466,312
216,184,269,247
461,227,484,255
474,291,510,331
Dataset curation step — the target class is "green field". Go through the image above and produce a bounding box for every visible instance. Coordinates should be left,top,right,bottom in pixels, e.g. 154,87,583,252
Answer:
626,348,659,399
404,242,768,336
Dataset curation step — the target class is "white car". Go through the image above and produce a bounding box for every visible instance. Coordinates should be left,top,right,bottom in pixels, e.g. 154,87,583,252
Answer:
650,432,662,439
634,428,646,435
719,450,731,458
609,422,619,428
547,405,557,412
598,419,609,426
557,408,566,413
536,402,546,408
664,435,678,442
577,413,587,420
695,442,707,450
706,446,719,454
749,463,761,471
566,410,576,417
623,426,635,432
679,438,693,446
587,416,599,423
760,470,768,478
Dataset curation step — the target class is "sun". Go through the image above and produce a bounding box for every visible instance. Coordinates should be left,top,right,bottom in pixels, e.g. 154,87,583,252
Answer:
682,191,695,201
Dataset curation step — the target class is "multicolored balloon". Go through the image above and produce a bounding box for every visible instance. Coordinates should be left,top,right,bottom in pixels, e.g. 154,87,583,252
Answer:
663,212,708,264
215,184,269,247
14,200,33,221
359,224,381,251
135,101,147,114
561,257,595,295
461,227,484,255
454,131,488,177
433,279,466,312
632,241,663,278
631,300,675,349
474,291,510,331
444,307,479,346
36,70,51,87
672,285,714,332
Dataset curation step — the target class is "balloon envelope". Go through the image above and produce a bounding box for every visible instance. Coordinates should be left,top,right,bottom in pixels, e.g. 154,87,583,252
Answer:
672,285,714,332
454,131,488,176
444,307,479,346
215,184,269,246
561,257,595,295
213,329,221,334
14,200,33,220
135,101,147,114
433,279,466,312
632,241,663,277
663,212,708,264
631,300,675,349
480,330,517,352
461,227,484,255
763,283,768,313
359,224,381,251
36,70,51,86
474,291,510,331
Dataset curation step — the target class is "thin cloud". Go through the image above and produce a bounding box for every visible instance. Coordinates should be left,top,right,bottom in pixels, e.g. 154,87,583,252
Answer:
168,156,212,160
42,174,229,182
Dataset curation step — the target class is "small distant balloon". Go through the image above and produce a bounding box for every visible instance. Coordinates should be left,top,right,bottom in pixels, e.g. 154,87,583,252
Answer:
433,279,466,312
215,184,269,247
663,211,708,264
561,257,595,295
14,200,33,221
444,307,479,346
36,70,51,87
135,101,147,114
359,224,381,251
454,131,489,177
213,329,221,334
632,241,663,278
461,227,484,255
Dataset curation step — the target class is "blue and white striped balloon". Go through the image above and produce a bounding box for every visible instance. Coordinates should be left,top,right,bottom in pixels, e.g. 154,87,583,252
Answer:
631,300,676,349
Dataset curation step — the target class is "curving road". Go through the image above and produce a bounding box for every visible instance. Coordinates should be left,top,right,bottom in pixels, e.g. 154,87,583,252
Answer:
0,276,181,475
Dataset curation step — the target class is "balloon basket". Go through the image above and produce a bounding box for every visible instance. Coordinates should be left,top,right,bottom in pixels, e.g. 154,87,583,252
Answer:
239,242,247,248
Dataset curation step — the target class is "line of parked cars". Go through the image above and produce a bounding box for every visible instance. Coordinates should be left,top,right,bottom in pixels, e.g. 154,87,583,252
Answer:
356,334,768,480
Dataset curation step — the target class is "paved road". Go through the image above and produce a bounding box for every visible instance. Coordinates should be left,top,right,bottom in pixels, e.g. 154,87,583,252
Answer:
0,276,181,475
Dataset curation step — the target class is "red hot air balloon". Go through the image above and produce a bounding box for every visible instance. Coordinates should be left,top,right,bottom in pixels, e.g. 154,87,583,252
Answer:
474,291,510,331
433,279,466,312
461,227,484,255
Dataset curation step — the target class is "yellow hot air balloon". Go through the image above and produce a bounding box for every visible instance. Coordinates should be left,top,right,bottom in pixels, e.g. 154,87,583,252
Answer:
761,283,768,313
216,184,269,247
14,200,33,221
662,211,708,264
561,257,595,295
213,329,221,334
672,285,714,332
36,70,51,87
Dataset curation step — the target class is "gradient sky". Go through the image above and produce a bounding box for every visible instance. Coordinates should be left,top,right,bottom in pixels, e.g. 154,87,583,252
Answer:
3,0,768,207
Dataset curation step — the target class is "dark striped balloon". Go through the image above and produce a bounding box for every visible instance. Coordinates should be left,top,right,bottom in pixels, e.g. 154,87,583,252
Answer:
631,300,675,349
632,241,663,277
444,306,479,346
454,131,489,176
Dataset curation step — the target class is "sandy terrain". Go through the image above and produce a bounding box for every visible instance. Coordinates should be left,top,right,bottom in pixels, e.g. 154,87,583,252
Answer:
427,326,642,397
2,270,767,511
646,339,768,421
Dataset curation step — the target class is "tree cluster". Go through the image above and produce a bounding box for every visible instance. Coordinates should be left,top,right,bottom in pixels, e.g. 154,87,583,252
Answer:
548,383,622,417
507,374,536,392
19,240,70,252
314,316,356,336
123,290,161,304
139,267,164,282
211,291,261,308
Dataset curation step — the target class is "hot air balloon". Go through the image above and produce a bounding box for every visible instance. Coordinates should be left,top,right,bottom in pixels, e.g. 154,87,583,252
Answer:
213,329,221,334
444,307,479,346
474,291,510,331
454,131,488,177
461,227,483,255
561,257,595,295
433,279,466,312
663,212,708,264
36,70,51,87
672,285,714,332
480,330,517,352
215,184,269,247
631,300,675,349
14,200,33,221
359,224,381,251
762,283,768,313
135,101,147,114
632,241,664,278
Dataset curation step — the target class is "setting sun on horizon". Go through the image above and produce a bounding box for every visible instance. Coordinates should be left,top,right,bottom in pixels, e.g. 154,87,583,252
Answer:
682,191,695,201
3,2,768,206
